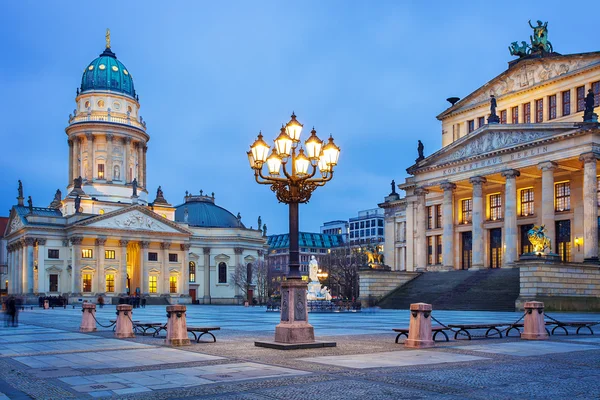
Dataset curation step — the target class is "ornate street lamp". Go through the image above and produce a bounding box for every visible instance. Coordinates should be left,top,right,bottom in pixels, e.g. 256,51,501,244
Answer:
250,112,340,347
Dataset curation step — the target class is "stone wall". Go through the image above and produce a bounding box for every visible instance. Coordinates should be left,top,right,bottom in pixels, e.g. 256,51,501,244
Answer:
516,260,600,311
358,269,420,307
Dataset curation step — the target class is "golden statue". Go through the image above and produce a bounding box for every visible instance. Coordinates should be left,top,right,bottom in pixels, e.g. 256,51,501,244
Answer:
527,225,551,253
364,246,383,265
105,28,111,49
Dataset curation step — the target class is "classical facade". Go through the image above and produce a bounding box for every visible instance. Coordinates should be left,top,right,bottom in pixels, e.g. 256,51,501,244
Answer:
3,34,266,304
381,29,600,272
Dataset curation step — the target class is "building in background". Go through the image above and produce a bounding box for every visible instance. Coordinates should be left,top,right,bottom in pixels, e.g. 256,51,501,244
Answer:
348,208,385,247
0,217,8,295
320,220,349,243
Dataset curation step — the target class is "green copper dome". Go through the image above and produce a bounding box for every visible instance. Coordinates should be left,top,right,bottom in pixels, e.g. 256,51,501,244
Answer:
80,47,136,98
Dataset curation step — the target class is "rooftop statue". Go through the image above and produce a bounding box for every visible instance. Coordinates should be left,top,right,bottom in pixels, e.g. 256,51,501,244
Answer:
488,95,500,124
27,196,33,213
528,20,553,53
17,180,23,198
263,224,267,237
583,89,598,122
508,41,530,57
131,178,138,197
73,176,82,189
390,179,396,195
415,140,424,163
74,195,81,213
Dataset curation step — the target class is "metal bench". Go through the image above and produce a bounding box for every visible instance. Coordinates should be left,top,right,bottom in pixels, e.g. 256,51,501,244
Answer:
505,322,552,337
548,321,597,335
447,323,510,340
133,322,164,336
187,326,220,343
393,326,450,343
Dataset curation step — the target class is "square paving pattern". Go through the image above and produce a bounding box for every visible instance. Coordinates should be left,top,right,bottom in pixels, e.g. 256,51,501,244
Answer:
456,341,599,356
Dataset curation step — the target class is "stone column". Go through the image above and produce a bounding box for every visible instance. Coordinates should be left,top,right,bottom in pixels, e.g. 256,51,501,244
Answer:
143,145,148,188
123,137,131,182
203,247,211,303
37,239,46,293
440,183,456,269
234,247,243,298
181,244,191,296
160,242,171,295
580,152,599,262
502,169,520,266
86,132,94,181
72,136,80,182
414,188,428,271
106,134,113,182
7,245,13,294
469,176,487,269
140,241,150,294
119,240,129,294
96,238,106,293
68,139,74,184
137,143,143,188
24,237,35,294
538,161,558,252
15,242,22,294
71,236,83,294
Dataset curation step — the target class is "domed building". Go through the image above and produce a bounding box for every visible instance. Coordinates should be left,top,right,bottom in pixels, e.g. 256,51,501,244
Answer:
3,32,266,304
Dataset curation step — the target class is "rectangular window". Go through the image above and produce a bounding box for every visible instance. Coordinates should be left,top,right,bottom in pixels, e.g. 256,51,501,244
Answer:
556,220,571,262
366,220,370,228
371,228,376,235
520,188,535,216
520,224,534,254
360,221,364,229
427,206,433,230
106,274,115,292
149,276,157,293
48,249,59,259
523,102,531,123
378,228,384,235
98,163,105,179
49,274,58,292
169,276,177,293
511,106,519,124
81,249,93,259
378,219,383,227
436,235,442,264
148,252,158,261
478,116,485,128
577,86,585,112
593,81,600,107
82,274,92,292
535,99,543,123
555,182,571,212
169,253,178,262
427,236,433,265
548,94,557,120
461,199,472,224
500,109,507,124
436,205,442,229
489,193,502,220
562,90,571,116
467,120,475,133
105,250,115,259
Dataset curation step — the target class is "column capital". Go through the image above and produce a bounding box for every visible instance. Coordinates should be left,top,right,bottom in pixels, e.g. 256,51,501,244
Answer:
140,241,151,249
234,247,244,255
501,169,521,179
123,136,131,144
70,236,84,245
85,132,94,141
537,161,558,172
15,241,23,249
36,238,47,246
414,187,428,197
440,182,456,192
257,250,264,257
469,176,487,186
106,133,114,141
67,139,73,147
118,239,129,247
95,237,107,246
62,239,70,247
203,247,211,254
180,243,191,251
160,242,171,250
143,145,148,153
579,152,600,164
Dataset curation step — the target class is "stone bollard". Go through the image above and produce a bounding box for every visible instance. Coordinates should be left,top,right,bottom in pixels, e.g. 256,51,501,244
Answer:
165,305,190,346
115,304,135,338
80,303,97,332
521,301,549,340
404,303,435,348
43,300,49,310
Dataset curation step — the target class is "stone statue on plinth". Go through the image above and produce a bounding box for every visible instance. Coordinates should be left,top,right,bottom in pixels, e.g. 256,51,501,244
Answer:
306,256,332,301
488,95,500,124
17,180,24,205
27,196,33,213
390,179,396,195
74,195,81,213
49,189,62,209
415,141,425,163
583,89,598,122
153,185,169,205
131,178,138,197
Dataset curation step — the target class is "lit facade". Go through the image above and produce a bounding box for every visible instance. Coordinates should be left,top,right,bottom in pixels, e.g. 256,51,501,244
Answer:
349,208,385,247
320,220,349,243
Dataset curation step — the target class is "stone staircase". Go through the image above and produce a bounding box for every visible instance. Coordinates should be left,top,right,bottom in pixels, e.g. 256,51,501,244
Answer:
377,269,520,311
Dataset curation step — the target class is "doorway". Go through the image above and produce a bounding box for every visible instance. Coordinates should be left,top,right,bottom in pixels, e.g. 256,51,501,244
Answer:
556,220,571,262
490,228,502,268
461,231,472,270
189,288,197,303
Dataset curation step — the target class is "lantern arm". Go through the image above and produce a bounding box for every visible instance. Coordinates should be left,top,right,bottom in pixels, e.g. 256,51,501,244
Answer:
255,168,288,185
298,164,318,182
280,158,295,180
308,170,334,186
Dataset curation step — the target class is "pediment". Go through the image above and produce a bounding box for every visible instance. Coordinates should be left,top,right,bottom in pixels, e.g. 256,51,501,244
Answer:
244,255,256,263
438,52,600,118
81,266,96,272
73,205,190,235
5,209,24,236
148,268,161,274
189,252,200,261
104,266,119,272
214,253,230,262
46,266,63,273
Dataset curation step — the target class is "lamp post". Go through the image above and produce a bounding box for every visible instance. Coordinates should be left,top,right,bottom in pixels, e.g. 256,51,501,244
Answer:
250,112,340,347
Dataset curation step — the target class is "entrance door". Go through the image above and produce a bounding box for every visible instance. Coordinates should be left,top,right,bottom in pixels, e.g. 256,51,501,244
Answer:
520,224,534,255
189,288,197,303
461,232,472,270
556,220,571,262
490,228,502,268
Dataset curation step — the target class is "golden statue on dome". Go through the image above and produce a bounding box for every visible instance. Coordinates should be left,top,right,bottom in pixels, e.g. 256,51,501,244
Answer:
105,28,111,49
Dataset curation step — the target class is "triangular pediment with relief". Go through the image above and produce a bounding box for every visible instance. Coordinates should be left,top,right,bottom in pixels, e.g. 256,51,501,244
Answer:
4,208,24,237
438,52,600,118
72,205,191,235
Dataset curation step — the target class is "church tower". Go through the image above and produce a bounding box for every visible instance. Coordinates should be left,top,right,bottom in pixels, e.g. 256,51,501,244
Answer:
64,30,149,215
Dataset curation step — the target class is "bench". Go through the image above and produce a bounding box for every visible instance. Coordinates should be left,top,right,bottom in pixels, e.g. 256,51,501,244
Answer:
447,323,511,340
393,326,450,343
505,322,552,337
187,326,220,343
547,321,597,335
133,322,164,336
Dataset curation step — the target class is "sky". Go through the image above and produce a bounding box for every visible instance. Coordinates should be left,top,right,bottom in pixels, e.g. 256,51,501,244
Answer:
0,1,597,235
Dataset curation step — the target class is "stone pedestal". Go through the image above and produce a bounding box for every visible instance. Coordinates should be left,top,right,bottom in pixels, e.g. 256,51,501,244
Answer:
404,302,435,348
165,305,190,346
80,303,97,332
115,304,135,338
43,300,49,310
521,301,549,340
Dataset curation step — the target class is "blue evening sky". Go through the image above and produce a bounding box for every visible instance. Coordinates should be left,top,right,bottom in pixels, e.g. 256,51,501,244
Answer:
0,1,596,235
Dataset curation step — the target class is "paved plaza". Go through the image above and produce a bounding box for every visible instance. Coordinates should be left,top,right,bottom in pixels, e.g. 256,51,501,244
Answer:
0,305,596,399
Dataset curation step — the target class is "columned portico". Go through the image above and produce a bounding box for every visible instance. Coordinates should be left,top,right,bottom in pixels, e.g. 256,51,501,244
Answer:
440,182,456,269
502,169,520,266
86,132,94,181
118,240,129,294
538,161,558,252
414,187,428,270
469,176,487,270
36,238,46,293
96,238,106,293
161,242,170,294
580,152,599,262
141,241,150,294
71,236,83,294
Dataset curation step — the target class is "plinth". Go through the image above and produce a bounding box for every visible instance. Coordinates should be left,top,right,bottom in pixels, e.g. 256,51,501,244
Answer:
255,279,336,350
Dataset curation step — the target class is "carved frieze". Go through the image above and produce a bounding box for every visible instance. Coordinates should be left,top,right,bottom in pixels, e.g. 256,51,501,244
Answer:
281,289,289,322
294,289,306,321
89,210,175,232
9,217,23,234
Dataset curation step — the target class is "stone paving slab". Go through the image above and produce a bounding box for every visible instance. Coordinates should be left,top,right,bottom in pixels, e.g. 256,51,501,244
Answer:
455,341,599,356
565,337,600,344
299,349,488,369
0,338,151,357
0,332,93,344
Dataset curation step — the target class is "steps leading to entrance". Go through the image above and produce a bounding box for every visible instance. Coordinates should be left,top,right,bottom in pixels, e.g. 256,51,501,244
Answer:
377,269,520,311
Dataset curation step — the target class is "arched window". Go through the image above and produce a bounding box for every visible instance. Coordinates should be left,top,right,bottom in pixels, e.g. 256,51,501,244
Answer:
189,261,196,283
246,263,253,285
218,262,227,283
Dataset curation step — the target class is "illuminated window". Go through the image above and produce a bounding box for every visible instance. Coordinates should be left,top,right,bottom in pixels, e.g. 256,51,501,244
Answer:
577,86,585,112
97,99,105,108
436,205,442,229
123,69,129,75
88,65,94,70
98,163,105,179
127,105,132,113
535,99,543,123
218,262,227,283
84,100,90,109
105,250,115,259
189,261,196,283
99,64,106,70
111,65,118,72
436,235,442,264
500,109,507,124
548,94,557,120
556,220,571,262
520,188,534,216
523,102,531,123
555,182,571,212
489,194,502,220
82,249,93,258
149,276,157,293
82,274,92,292
467,120,475,133
427,236,434,265
106,274,115,292
562,90,571,116
511,106,519,124
461,199,472,224
169,276,177,293
427,206,433,230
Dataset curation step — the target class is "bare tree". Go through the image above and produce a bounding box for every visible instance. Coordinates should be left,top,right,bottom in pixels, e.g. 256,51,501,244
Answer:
230,260,273,305
324,244,367,300
230,263,250,301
